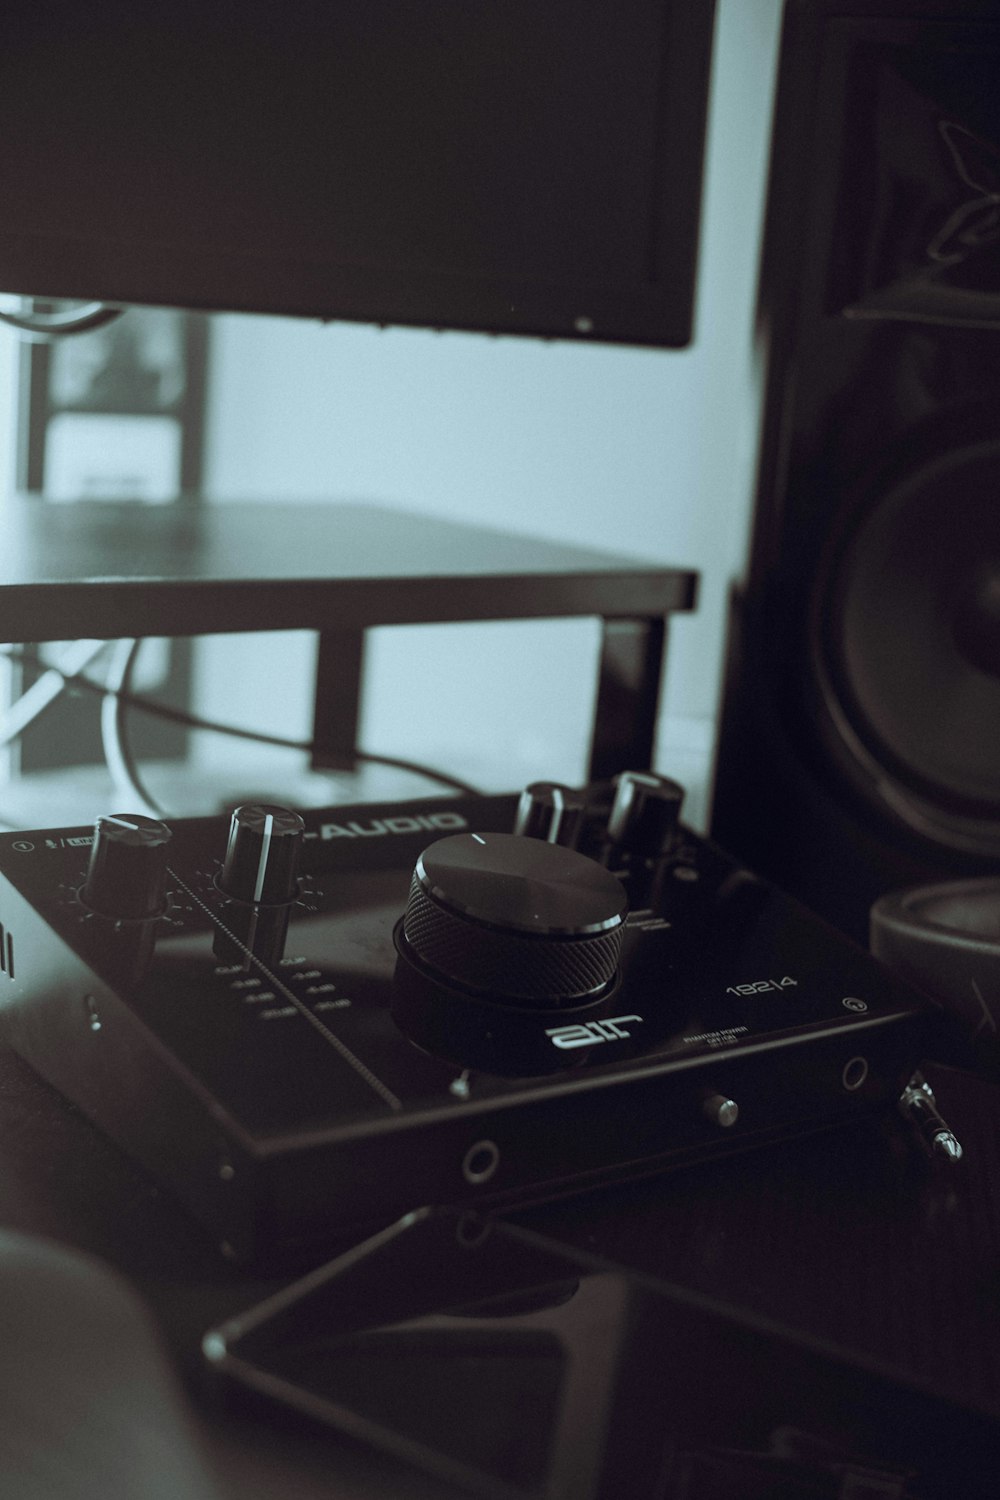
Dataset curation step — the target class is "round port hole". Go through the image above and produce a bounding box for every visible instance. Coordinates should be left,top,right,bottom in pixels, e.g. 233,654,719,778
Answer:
842,1055,869,1092
462,1139,500,1186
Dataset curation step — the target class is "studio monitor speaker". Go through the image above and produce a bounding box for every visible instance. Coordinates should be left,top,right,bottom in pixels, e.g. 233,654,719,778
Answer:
712,0,1000,942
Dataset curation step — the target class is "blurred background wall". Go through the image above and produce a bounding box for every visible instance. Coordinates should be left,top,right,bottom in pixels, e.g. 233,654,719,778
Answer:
1,0,783,828
189,0,783,825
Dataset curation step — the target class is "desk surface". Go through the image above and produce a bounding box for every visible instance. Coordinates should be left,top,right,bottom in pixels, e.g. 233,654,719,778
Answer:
0,1041,997,1499
0,499,697,642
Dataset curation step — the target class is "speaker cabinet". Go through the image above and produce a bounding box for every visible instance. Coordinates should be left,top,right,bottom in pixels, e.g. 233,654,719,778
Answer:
712,0,1000,942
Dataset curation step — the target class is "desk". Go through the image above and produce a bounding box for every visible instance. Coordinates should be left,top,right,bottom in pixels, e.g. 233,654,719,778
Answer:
0,1040,997,1498
0,1043,463,1499
0,498,697,780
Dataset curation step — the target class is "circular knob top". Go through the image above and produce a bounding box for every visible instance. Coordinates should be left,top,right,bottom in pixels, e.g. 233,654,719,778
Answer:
607,771,684,857
513,782,585,846
82,812,172,920
218,804,304,905
401,832,627,1004
416,832,626,937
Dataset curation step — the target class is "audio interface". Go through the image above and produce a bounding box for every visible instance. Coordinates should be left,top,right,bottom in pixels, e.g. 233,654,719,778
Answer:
0,776,936,1261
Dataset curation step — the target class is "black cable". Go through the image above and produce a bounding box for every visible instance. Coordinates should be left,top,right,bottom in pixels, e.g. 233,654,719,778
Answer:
0,301,126,340
1,645,485,800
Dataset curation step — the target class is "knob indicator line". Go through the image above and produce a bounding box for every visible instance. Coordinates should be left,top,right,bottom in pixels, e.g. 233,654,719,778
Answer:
547,786,565,844
252,812,275,905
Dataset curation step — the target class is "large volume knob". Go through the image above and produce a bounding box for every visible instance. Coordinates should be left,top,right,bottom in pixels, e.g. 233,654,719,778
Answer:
393,832,628,1074
218,805,304,905
402,832,626,1001
82,813,172,920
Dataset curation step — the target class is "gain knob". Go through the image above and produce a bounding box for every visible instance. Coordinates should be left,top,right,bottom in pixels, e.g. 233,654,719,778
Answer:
217,804,304,905
607,771,684,859
81,813,172,921
513,782,585,846
392,831,628,1075
214,804,304,970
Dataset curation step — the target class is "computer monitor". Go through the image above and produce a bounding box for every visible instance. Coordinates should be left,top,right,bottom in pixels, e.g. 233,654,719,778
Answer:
0,1,716,347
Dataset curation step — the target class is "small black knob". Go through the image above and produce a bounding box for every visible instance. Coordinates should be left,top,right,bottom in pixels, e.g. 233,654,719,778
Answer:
513,782,585,846
82,813,172,920
607,772,684,858
218,804,304,905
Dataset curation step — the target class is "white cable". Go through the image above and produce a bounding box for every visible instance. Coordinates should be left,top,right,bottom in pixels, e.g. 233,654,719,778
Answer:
100,639,166,818
0,640,108,747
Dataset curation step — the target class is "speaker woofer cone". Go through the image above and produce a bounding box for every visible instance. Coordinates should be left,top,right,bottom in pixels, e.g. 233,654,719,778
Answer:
815,436,1000,855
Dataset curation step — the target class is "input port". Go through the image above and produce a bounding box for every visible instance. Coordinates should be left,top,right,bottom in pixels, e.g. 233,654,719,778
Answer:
842,1055,869,1092
462,1139,500,1185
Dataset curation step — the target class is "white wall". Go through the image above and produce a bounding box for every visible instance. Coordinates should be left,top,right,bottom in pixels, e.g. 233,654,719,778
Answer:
196,0,783,824
0,325,16,495
0,322,20,785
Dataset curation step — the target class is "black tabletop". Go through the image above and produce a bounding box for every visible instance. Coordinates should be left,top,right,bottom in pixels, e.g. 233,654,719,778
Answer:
0,498,697,642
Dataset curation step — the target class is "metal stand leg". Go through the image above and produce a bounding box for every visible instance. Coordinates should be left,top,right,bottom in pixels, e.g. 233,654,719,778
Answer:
311,629,366,772
588,617,666,781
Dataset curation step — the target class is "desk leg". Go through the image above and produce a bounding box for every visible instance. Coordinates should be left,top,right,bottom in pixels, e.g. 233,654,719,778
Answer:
311,629,365,772
589,617,665,781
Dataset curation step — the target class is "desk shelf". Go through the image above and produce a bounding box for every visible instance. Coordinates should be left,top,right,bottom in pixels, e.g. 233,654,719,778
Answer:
0,498,698,780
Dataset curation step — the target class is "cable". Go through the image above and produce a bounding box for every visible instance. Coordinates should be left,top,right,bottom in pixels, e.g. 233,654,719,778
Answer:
330,749,483,798
99,639,166,819
0,640,107,747
0,644,485,800
0,301,126,341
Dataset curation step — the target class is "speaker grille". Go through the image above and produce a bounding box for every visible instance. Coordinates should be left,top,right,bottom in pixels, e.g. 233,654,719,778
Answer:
816,437,1000,854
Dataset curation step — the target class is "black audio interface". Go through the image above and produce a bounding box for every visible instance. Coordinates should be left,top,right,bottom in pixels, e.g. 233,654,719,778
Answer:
0,776,936,1261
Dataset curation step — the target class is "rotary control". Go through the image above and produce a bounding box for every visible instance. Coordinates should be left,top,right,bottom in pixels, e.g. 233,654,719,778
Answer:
214,804,305,969
217,804,304,905
392,831,628,1074
401,832,626,1002
513,782,585,847
81,813,172,920
607,771,684,858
